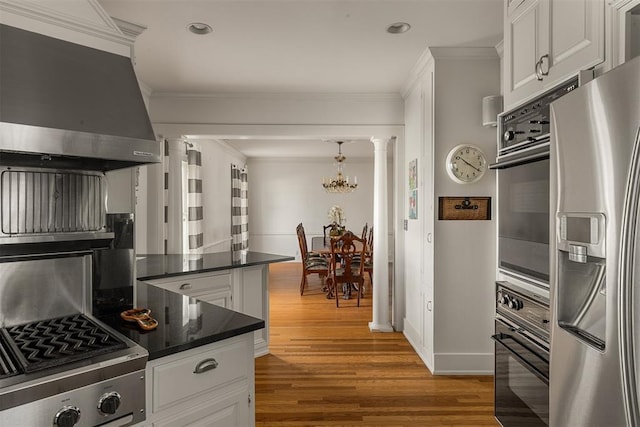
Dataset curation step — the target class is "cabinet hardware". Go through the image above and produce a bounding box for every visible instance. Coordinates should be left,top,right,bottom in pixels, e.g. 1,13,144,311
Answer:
193,358,219,373
535,58,543,81
180,283,192,290
539,54,549,77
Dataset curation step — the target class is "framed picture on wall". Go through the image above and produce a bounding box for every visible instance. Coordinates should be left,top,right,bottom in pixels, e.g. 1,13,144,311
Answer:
409,189,418,219
409,159,418,219
409,159,417,190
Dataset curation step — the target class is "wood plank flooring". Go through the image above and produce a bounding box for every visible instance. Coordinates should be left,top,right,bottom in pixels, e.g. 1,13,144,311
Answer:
255,262,497,426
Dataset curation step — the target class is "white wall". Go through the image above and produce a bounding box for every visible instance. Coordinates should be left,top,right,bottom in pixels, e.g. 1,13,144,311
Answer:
431,50,499,372
247,156,395,259
198,139,247,253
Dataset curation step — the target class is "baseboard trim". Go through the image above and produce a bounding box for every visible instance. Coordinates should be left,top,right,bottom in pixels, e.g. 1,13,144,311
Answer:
402,318,434,373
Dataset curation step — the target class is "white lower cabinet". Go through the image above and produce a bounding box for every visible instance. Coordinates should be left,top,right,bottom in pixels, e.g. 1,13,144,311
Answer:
147,271,234,309
151,385,249,427
138,333,255,427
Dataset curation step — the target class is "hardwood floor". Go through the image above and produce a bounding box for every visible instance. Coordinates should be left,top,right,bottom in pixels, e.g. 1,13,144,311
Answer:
255,262,497,426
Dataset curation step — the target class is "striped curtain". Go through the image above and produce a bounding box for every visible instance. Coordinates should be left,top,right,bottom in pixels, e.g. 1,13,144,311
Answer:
231,164,249,252
187,143,204,266
162,139,169,254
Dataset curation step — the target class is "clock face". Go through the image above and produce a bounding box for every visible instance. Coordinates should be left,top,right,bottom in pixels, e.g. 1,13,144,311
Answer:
446,144,487,184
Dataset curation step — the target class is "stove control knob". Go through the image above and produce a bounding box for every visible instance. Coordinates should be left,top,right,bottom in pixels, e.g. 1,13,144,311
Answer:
54,406,81,427
508,298,522,310
98,392,121,416
497,292,506,305
503,130,525,142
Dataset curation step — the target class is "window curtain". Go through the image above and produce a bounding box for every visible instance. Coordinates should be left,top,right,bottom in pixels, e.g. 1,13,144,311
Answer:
231,164,249,252
162,139,169,254
187,143,204,265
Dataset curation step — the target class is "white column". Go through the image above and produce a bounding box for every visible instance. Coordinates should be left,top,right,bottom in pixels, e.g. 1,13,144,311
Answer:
369,137,394,332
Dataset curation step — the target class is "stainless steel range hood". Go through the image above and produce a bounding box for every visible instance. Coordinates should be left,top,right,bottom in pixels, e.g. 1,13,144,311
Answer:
0,24,160,171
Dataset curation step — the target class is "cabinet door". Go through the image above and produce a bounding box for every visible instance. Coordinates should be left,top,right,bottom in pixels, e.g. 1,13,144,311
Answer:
504,0,548,109
194,289,233,308
236,266,269,357
147,271,232,306
421,70,435,369
152,386,250,427
546,0,604,83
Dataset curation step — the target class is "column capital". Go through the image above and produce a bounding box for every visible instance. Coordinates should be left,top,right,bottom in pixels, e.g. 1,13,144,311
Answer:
370,136,396,153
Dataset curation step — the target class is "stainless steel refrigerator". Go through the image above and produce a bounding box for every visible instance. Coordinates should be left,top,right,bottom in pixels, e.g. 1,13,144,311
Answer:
549,56,640,427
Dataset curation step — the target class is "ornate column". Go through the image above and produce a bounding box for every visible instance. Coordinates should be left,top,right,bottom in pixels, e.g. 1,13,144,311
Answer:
369,137,394,332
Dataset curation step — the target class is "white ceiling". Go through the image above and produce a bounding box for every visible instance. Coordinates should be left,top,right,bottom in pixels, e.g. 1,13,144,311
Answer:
98,0,503,157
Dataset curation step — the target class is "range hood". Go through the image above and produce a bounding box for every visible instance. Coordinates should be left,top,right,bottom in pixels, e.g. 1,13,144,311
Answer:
0,24,160,171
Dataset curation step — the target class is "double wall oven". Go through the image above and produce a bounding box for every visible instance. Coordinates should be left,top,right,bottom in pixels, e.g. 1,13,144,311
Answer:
490,76,581,427
0,169,146,427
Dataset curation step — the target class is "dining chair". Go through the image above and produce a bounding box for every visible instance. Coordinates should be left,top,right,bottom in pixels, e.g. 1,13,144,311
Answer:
364,226,374,284
296,223,329,295
323,223,334,243
361,223,368,240
326,231,367,307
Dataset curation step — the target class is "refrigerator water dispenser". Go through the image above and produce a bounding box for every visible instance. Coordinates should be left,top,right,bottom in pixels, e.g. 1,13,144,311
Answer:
556,213,607,350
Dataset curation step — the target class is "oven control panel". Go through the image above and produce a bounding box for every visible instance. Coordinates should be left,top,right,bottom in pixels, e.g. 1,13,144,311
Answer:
496,281,550,341
498,75,579,156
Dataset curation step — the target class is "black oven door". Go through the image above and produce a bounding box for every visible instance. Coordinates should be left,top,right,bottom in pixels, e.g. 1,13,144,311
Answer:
493,318,549,426
492,145,550,283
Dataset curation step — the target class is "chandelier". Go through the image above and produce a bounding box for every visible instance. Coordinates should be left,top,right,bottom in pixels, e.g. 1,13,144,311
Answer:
322,141,358,193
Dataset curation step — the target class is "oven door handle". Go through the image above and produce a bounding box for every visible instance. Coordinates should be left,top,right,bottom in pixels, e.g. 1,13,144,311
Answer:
489,150,549,170
491,333,549,384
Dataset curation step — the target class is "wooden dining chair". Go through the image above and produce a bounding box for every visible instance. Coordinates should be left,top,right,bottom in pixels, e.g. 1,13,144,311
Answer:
323,223,334,243
326,231,367,307
358,226,374,296
296,223,329,295
361,223,368,240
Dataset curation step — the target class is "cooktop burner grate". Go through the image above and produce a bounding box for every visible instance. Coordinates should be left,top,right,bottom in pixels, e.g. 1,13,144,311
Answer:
0,339,19,379
0,313,126,373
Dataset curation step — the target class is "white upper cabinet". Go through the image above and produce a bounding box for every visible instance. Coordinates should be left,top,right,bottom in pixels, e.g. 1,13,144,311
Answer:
504,0,605,109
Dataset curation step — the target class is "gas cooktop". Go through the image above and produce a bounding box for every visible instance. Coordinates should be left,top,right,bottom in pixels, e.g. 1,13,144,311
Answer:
0,313,127,377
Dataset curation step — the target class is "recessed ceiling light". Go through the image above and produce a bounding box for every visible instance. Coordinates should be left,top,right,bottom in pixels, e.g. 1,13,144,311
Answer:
386,22,411,34
187,22,213,35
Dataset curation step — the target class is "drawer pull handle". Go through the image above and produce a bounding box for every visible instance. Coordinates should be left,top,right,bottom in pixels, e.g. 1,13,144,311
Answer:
194,358,219,374
180,283,192,290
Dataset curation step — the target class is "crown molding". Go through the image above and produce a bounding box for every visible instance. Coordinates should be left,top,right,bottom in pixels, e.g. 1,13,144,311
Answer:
150,91,403,102
0,0,134,55
402,46,500,98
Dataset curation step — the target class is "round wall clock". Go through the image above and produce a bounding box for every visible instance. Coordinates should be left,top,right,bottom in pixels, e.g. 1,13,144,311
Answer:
445,144,487,184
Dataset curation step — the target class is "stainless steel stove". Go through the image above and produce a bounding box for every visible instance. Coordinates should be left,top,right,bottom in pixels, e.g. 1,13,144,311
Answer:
0,316,147,427
0,168,147,427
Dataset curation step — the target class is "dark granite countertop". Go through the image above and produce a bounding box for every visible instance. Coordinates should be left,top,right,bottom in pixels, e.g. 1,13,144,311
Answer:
100,281,265,360
136,251,294,281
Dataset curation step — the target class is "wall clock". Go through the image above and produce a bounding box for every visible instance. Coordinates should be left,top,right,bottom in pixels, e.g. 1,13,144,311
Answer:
445,144,487,184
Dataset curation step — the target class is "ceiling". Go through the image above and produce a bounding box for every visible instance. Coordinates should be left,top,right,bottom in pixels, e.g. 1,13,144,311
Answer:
98,0,503,157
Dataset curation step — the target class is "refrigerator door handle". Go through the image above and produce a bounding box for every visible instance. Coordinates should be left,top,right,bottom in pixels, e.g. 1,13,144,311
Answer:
619,127,640,427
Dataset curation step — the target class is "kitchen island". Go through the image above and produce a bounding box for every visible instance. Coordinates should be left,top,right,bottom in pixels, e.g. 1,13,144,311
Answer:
102,281,265,426
136,251,293,357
